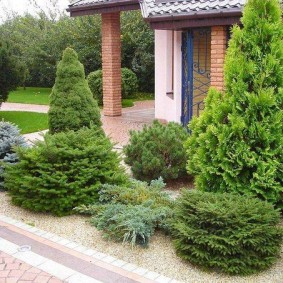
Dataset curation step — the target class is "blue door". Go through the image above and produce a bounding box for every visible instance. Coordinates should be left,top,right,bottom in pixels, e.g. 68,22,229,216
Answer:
181,29,211,127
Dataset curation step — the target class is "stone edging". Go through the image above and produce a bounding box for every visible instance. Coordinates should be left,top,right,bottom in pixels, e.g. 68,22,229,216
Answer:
0,215,179,283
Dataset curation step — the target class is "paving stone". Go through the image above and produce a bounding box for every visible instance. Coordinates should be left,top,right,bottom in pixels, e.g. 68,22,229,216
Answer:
37,260,75,280
13,251,47,267
133,267,148,276
144,271,160,280
84,249,96,256
122,263,137,272
0,251,64,282
111,259,127,268
155,275,172,283
67,273,102,283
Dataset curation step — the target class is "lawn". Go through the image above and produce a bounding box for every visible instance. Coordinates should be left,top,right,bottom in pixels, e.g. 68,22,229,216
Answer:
8,87,154,108
0,111,48,134
8,87,51,105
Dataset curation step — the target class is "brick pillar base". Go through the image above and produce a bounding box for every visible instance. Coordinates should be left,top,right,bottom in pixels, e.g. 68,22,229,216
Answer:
210,26,227,91
101,12,122,116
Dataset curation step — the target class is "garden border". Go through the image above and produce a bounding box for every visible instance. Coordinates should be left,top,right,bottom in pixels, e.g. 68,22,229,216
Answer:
0,215,178,283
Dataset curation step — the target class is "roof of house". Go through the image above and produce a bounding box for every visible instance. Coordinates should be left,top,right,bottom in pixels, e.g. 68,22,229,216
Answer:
140,0,245,19
68,0,140,16
70,0,119,7
68,0,245,17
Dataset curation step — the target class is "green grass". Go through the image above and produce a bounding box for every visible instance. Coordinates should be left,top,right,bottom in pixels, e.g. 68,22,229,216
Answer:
8,87,51,105
0,112,48,134
8,88,154,108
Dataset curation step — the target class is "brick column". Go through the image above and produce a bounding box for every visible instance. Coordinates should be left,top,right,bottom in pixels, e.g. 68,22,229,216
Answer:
101,12,122,116
210,26,227,91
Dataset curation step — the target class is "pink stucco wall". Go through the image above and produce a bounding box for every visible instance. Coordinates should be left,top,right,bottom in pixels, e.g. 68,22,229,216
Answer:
155,30,182,123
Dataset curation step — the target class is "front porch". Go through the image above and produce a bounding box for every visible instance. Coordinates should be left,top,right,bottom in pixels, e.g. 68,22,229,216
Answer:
67,0,244,125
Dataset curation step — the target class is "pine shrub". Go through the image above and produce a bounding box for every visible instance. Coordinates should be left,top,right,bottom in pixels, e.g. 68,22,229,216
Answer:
48,48,101,134
124,120,188,181
185,0,283,208
87,67,138,105
171,190,283,275
4,126,128,216
0,121,27,190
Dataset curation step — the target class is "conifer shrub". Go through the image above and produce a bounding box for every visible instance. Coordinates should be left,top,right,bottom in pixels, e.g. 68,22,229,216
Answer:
4,126,128,216
87,70,103,105
185,0,283,208
87,67,138,105
0,121,27,190
124,120,188,181
48,48,101,134
171,190,283,275
75,179,174,246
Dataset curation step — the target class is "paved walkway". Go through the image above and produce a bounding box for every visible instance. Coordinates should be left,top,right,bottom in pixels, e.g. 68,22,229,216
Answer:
0,216,176,283
1,101,155,147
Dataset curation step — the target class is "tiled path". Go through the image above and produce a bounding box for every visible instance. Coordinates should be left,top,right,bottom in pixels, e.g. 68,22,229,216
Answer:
1,101,155,147
0,216,176,283
0,251,62,283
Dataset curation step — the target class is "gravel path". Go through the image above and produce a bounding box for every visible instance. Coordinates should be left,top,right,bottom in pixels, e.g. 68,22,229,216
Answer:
1,192,282,283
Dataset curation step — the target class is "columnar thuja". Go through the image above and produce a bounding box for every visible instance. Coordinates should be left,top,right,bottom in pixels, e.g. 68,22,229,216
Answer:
186,0,283,208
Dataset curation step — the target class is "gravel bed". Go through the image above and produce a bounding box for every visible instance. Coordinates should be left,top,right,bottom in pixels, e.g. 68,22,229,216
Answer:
1,192,282,283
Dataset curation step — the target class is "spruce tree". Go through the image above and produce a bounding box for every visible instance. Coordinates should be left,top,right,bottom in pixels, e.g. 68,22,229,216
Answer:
186,0,283,208
48,48,101,134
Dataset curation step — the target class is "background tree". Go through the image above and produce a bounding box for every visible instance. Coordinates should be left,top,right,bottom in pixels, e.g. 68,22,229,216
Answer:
0,41,21,105
185,0,283,208
0,7,154,92
48,47,101,133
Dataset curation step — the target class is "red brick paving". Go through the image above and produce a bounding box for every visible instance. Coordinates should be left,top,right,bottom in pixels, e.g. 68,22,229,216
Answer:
102,100,154,146
0,252,63,283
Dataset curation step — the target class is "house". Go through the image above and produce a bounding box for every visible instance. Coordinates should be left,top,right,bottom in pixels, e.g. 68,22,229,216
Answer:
67,0,246,125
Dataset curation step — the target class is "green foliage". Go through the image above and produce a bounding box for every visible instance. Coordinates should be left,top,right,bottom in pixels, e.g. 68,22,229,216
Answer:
75,178,174,246
171,190,283,275
48,48,101,134
121,11,154,92
124,120,189,181
0,121,27,190
0,11,154,92
87,68,138,104
90,202,171,247
87,70,102,105
4,126,128,216
185,0,283,208
121,67,138,98
0,42,21,105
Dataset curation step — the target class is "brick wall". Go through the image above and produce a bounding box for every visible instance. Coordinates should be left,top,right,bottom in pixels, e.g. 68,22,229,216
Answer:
101,12,122,116
210,26,227,91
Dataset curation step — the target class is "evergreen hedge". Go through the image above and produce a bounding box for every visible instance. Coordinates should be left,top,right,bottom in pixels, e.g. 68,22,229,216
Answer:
48,48,101,134
185,0,283,208
4,126,128,216
171,190,283,275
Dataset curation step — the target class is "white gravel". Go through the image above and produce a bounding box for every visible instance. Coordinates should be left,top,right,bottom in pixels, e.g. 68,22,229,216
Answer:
1,192,282,283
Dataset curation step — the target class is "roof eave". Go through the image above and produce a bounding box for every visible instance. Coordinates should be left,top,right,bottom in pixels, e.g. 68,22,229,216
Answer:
67,0,140,16
144,7,242,23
